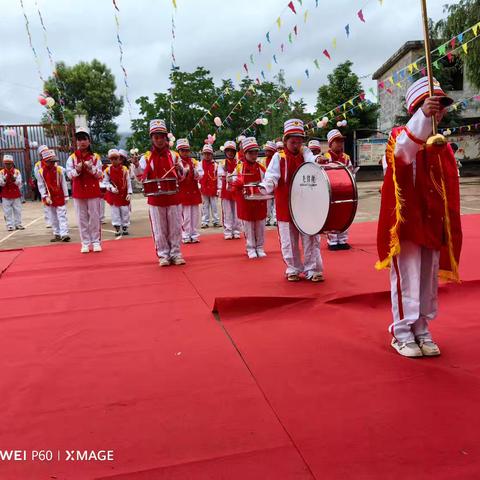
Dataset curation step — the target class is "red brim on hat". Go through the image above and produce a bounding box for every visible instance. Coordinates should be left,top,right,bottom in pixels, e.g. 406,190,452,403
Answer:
150,128,168,135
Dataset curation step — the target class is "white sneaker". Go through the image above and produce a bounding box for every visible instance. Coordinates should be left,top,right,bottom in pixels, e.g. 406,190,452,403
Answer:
391,339,423,358
247,250,258,259
172,256,186,265
256,249,267,258
80,244,90,254
417,338,441,356
92,243,102,252
159,258,170,267
233,233,241,239
182,238,191,244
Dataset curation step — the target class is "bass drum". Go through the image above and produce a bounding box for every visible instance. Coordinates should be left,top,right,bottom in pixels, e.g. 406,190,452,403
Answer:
289,162,358,235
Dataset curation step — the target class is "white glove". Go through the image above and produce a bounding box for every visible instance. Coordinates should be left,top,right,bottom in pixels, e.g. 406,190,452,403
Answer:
44,196,52,205
75,162,83,172
84,160,93,169
110,186,118,194
64,197,69,203
125,194,131,202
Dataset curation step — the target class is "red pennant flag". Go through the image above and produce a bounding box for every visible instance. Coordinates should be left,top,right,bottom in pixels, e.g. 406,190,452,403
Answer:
357,9,365,22
386,88,393,94
359,92,366,101
421,67,426,76
243,63,249,73
256,78,261,85
258,43,262,53
450,38,456,49
447,52,453,62
378,81,385,89
294,25,298,35
323,49,331,60
281,43,284,52
288,1,297,14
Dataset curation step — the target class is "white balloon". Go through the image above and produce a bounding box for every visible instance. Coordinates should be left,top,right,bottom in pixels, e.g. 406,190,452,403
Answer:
220,146,225,151
342,120,348,127
322,117,328,123
130,148,136,155
167,132,174,139
214,116,222,127
46,97,55,107
337,121,342,127
29,141,38,148
263,118,269,125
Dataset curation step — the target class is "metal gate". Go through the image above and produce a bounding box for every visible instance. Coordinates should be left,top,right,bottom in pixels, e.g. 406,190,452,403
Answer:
0,123,75,197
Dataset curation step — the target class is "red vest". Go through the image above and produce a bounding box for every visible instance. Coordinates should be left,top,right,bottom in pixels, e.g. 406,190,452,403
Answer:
200,160,218,197
105,165,130,207
70,150,101,199
274,149,304,223
0,168,21,199
179,157,202,206
220,158,238,201
39,165,65,207
236,161,267,221
265,153,274,168
377,127,462,282
143,148,181,207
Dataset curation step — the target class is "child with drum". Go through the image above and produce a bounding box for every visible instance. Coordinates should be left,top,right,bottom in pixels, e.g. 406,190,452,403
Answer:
231,137,268,259
199,144,220,228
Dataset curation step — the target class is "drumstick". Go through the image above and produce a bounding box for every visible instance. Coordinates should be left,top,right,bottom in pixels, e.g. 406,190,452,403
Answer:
161,164,176,179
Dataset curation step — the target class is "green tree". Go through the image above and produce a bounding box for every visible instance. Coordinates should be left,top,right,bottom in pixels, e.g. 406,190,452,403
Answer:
433,0,480,90
315,61,379,140
43,60,124,154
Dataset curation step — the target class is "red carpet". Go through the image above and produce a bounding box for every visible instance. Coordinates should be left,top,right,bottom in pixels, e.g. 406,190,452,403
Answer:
0,216,479,479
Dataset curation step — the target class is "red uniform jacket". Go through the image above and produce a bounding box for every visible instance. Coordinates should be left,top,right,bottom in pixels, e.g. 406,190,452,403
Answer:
0,168,22,199
70,150,102,199
200,160,218,197
105,165,130,207
275,150,304,223
179,157,202,206
219,158,238,201
235,161,267,221
39,165,66,207
376,126,462,282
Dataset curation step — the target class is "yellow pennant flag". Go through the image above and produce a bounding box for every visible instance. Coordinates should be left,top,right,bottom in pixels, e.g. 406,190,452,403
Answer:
388,76,394,85
276,17,282,29
348,99,354,106
378,0,383,4
267,62,272,71
172,0,177,8
396,82,402,88
408,64,413,74
304,10,308,23
332,38,337,49
473,23,480,36
462,43,468,54
342,113,347,119
343,103,347,111
358,103,364,110
236,72,241,82
296,79,302,88
413,62,418,71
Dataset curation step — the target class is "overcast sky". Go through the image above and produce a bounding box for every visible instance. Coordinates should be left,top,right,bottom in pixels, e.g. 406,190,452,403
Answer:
0,0,456,132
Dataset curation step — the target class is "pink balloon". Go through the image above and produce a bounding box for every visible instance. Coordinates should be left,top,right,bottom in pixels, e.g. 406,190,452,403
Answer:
38,96,47,106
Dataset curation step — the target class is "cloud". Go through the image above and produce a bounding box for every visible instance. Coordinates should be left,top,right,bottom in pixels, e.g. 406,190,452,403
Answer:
0,0,454,133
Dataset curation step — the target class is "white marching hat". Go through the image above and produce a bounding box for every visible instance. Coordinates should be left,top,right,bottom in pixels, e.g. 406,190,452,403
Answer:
241,137,259,152
75,126,90,137
327,129,346,146
275,141,284,149
41,149,56,160
38,144,49,155
118,149,129,158
149,119,168,135
264,141,277,153
283,118,305,138
107,148,120,158
405,77,452,114
202,144,214,154
308,139,322,150
176,138,190,150
223,140,237,151
3,154,14,162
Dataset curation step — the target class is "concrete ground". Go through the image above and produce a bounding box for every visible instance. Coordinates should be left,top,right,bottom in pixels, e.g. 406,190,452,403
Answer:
2,177,479,250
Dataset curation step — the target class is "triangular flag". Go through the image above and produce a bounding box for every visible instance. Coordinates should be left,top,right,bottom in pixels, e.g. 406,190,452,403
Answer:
332,38,337,49
305,69,309,78
314,59,320,69
433,60,440,69
368,87,375,96
342,113,347,119
243,63,249,73
378,0,383,4
438,44,447,55
250,54,254,64
172,0,177,8
315,0,318,6
345,24,350,37
462,43,468,54
408,64,414,74
258,43,262,53
412,62,418,71
273,54,278,64
343,103,347,111
457,33,464,43
378,81,385,89
281,44,285,52
323,49,331,60
450,38,456,49
294,25,298,36
276,17,282,29
359,92,366,101
348,99,354,106
396,82,402,88
421,67,426,76
267,62,272,71
289,33,293,43
296,79,301,87
358,103,364,110
288,1,297,14
261,71,265,79
304,10,308,23
473,24,479,36
357,9,365,22
297,0,302,5
447,52,453,62
388,76,394,85
266,32,271,43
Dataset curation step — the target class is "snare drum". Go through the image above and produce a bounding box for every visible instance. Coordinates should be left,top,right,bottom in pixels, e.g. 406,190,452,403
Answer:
289,162,357,235
243,182,274,201
142,177,179,197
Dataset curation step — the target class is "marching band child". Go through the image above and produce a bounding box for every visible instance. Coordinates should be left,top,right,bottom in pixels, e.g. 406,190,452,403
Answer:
324,129,353,250
177,138,203,243
232,137,267,259
66,127,104,253
0,154,24,231
132,119,186,266
103,149,133,237
199,144,220,228
308,139,322,156
218,140,241,239
36,149,70,242
264,141,277,226
34,145,52,228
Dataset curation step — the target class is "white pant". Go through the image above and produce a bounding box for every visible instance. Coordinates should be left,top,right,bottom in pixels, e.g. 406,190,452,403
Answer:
74,198,102,246
100,199,106,222
201,195,219,225
390,241,439,343
47,205,69,237
2,198,22,228
222,199,241,238
242,220,265,255
327,230,349,245
149,204,182,260
182,205,200,241
267,199,276,223
43,204,51,226
278,221,323,278
111,205,130,227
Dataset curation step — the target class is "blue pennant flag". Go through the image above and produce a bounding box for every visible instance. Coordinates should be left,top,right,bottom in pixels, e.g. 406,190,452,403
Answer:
273,54,278,64
345,24,349,37
266,32,271,43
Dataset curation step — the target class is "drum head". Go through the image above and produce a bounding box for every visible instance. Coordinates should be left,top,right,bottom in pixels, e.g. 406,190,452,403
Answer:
289,162,330,235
